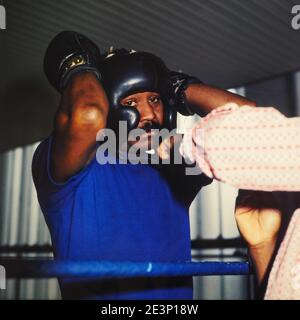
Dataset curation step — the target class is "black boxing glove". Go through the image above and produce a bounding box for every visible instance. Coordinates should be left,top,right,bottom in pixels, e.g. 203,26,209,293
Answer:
170,71,203,116
44,31,102,92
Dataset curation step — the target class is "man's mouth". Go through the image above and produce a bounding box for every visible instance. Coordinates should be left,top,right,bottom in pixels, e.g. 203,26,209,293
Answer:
117,122,163,159
134,131,155,148
140,122,162,132
132,122,161,147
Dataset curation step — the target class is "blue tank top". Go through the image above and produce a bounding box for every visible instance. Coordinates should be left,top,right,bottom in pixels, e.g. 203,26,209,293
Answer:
32,135,211,299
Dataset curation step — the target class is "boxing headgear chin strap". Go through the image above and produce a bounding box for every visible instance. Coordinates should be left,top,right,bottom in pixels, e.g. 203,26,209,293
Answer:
101,49,177,132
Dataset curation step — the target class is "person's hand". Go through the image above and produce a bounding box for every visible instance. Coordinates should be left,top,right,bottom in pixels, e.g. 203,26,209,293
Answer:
235,191,282,248
235,191,282,283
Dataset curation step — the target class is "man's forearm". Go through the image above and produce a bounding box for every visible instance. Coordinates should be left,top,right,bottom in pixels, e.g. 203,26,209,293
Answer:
52,72,109,182
185,83,256,115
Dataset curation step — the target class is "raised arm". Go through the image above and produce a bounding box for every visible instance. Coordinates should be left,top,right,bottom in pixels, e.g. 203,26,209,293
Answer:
170,71,256,117
185,83,256,115
44,31,109,182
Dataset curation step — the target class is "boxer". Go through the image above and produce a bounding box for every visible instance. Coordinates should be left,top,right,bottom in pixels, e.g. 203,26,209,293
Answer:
32,31,254,299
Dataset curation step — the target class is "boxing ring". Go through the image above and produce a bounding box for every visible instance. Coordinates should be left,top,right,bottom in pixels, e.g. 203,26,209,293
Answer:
1,259,251,279
0,238,252,280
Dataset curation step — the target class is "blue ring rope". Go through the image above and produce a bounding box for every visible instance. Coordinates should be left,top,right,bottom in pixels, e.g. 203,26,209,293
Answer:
1,260,252,278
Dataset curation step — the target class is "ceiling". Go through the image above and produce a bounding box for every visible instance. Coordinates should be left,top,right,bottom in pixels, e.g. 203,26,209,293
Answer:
1,0,300,151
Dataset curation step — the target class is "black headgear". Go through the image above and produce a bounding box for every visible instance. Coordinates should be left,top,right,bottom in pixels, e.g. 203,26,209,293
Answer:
101,49,177,132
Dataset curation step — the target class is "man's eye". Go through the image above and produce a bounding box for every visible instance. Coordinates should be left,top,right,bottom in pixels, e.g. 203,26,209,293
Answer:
149,96,160,103
123,100,137,107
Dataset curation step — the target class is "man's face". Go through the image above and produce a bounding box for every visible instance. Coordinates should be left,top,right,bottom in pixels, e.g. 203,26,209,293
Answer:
120,91,164,130
120,91,164,149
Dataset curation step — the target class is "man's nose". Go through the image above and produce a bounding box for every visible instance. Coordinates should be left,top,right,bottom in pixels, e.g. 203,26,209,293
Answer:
139,101,156,122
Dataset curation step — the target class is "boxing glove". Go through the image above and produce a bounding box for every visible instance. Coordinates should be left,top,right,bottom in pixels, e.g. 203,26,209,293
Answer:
44,31,102,92
170,71,203,116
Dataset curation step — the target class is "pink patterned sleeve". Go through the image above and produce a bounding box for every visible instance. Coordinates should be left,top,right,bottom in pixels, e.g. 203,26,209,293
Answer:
186,103,300,191
264,208,300,300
